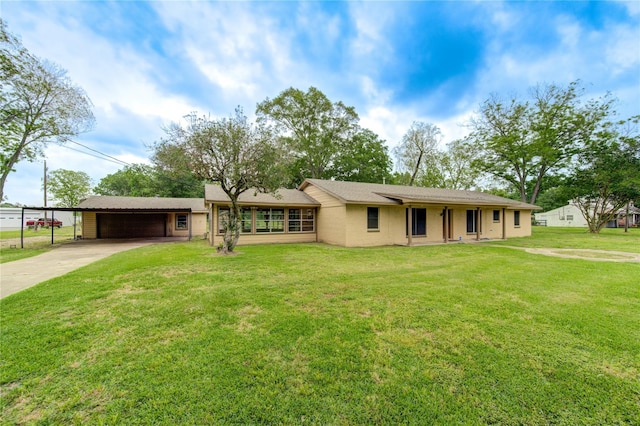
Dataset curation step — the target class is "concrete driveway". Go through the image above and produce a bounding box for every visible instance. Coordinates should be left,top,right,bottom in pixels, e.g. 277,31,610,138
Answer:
0,239,157,299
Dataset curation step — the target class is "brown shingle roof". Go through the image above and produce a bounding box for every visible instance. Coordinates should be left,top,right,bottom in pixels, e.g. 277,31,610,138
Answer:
205,185,320,206
77,196,207,212
300,179,540,209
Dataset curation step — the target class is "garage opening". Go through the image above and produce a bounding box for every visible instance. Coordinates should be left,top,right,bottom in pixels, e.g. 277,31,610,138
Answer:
97,213,167,238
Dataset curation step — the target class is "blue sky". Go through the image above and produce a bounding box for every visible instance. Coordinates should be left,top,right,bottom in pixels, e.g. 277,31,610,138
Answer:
2,0,639,206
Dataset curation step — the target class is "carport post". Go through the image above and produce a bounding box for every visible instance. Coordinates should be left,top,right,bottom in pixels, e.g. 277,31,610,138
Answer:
51,211,55,245
188,211,192,241
20,207,25,249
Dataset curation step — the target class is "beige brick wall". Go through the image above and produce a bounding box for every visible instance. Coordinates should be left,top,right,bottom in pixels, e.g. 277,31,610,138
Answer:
82,212,97,239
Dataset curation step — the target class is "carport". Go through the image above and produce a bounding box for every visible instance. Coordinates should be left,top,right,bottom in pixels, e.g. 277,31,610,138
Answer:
19,206,82,248
19,196,207,247
77,196,207,241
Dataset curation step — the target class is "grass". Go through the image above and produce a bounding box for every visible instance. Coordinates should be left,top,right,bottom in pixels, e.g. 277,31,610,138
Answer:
489,225,640,252
1,229,639,424
0,227,76,263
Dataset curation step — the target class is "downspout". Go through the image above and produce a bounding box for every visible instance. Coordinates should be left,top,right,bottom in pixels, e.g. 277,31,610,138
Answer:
20,207,25,249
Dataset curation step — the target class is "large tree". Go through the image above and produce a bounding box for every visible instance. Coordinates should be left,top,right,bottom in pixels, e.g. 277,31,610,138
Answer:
0,20,95,201
47,169,92,207
566,116,640,233
94,163,203,198
94,164,157,197
393,121,442,186
435,139,482,190
467,81,613,205
256,86,359,185
329,128,392,183
156,107,286,253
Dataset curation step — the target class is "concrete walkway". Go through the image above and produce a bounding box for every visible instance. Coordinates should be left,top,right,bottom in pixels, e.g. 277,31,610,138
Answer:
0,240,156,299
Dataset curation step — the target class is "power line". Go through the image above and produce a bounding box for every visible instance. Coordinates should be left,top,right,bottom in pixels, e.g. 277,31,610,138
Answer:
68,140,132,166
60,144,131,167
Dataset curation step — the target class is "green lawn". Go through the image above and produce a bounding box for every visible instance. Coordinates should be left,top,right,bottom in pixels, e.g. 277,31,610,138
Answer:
1,229,639,424
490,225,640,252
0,227,77,263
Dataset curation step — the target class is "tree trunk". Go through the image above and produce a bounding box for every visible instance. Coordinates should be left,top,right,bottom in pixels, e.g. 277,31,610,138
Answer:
409,151,423,186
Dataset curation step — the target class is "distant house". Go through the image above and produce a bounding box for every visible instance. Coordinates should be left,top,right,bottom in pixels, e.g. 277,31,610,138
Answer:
77,196,207,239
205,179,540,247
534,203,588,227
535,201,640,228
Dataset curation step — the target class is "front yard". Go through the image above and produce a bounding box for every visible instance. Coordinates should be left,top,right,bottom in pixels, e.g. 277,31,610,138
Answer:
1,228,639,424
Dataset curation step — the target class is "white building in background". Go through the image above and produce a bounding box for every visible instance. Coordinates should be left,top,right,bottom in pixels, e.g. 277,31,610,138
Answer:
535,201,639,228
0,208,76,230
535,203,588,227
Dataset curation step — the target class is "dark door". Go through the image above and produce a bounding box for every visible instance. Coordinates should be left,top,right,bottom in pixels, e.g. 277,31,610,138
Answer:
406,208,427,236
97,214,166,238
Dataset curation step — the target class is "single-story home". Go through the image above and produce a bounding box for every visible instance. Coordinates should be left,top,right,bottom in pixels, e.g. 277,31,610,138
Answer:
206,179,540,247
534,203,588,227
535,201,640,228
77,196,208,239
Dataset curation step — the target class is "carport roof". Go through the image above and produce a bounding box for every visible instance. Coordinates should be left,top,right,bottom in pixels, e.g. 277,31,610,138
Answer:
76,196,208,213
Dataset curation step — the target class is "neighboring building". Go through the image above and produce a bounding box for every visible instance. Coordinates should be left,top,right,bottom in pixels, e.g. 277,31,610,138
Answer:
609,203,640,228
0,207,75,230
535,201,640,228
77,196,207,239
206,179,540,248
534,203,588,227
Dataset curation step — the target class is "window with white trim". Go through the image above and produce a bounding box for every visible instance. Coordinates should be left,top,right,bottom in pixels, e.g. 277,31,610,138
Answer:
176,214,188,230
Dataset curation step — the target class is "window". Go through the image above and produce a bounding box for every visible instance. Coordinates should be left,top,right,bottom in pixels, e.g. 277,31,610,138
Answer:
218,207,251,233
289,208,315,232
493,210,500,222
241,208,252,233
256,208,284,233
406,208,427,236
176,214,188,230
566,215,574,221
514,210,521,227
218,207,230,234
466,209,481,233
367,207,379,230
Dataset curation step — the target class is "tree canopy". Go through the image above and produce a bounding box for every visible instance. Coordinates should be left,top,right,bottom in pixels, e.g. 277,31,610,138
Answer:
393,121,443,186
47,169,92,207
256,86,361,185
94,163,203,198
155,107,287,252
329,128,392,183
466,81,614,205
0,20,95,201
564,116,640,233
